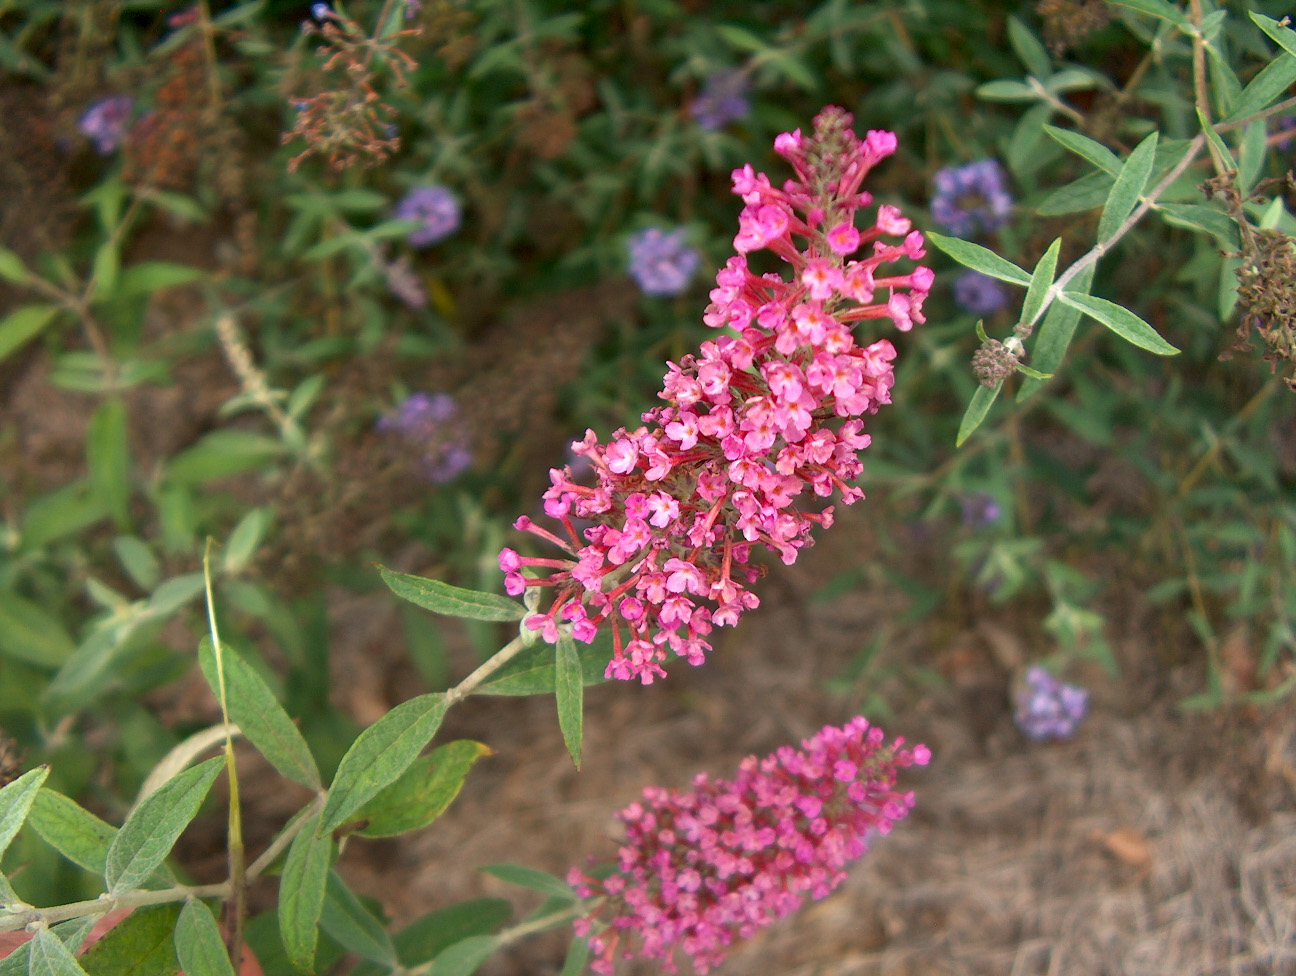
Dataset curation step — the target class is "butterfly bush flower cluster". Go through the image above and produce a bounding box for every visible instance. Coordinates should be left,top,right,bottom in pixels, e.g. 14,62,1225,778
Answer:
394,185,461,247
690,70,751,131
626,227,702,296
1014,665,1089,741
500,107,932,684
79,96,133,154
377,392,472,483
931,159,1012,238
568,717,931,974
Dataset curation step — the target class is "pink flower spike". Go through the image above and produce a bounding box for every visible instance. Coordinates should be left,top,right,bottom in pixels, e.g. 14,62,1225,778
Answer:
826,221,861,255
569,718,929,975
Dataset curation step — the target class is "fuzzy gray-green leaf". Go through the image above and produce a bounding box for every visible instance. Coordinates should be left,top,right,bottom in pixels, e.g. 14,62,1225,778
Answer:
1097,131,1157,243
379,568,525,622
0,766,48,859
105,756,224,895
1058,291,1180,355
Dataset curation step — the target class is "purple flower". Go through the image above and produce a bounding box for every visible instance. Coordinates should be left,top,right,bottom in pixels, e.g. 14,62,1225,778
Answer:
394,186,461,248
690,70,751,131
931,159,1012,238
569,717,930,975
953,269,1009,316
378,392,472,483
1014,666,1089,741
626,227,700,296
78,96,133,155
959,490,1002,527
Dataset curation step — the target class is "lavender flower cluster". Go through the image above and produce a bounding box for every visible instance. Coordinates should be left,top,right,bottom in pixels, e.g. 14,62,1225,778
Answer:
394,185,461,248
931,159,1012,238
1014,666,1089,741
626,227,701,296
377,392,472,483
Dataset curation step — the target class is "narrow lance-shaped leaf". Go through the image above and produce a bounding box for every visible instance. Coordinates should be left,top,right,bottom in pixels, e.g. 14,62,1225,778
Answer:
77,904,180,976
1057,291,1180,355
956,382,1002,448
1197,108,1236,174
428,935,501,976
1020,238,1062,329
86,398,131,529
0,870,18,908
0,918,97,976
1251,11,1296,58
27,788,137,878
175,899,237,976
105,755,225,895
926,233,1030,286
1221,54,1296,125
1018,265,1094,402
379,567,525,622
28,926,90,976
198,637,321,791
320,871,398,966
0,304,60,363
0,246,29,284
354,739,492,839
555,636,583,770
279,810,333,974
1097,131,1157,243
479,864,579,903
320,692,448,834
0,766,49,859
1043,125,1121,175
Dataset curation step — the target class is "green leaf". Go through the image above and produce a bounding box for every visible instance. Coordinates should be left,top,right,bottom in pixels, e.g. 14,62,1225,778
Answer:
0,869,17,907
319,871,397,966
1107,0,1187,25
175,900,236,976
1037,171,1114,216
555,637,583,770
90,242,120,301
279,810,333,974
378,568,525,622
1057,291,1180,355
428,935,501,976
0,590,76,668
113,536,161,591
28,926,89,976
559,937,590,976
116,262,204,298
479,864,578,903
1020,238,1062,329
1156,202,1240,249
0,246,29,284
1221,53,1296,125
390,900,511,968
0,304,59,363
0,919,95,976
1251,11,1296,58
79,905,180,976
165,431,284,485
0,766,49,858
19,481,109,552
1197,108,1236,173
1018,264,1093,402
144,574,206,618
975,79,1035,102
956,383,1002,447
1043,125,1121,175
925,233,1030,286
198,638,321,791
27,789,122,876
86,398,132,529
1238,120,1267,196
354,740,490,838
105,756,225,895
1097,131,1157,243
1007,15,1051,78
714,23,768,53
320,693,448,834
